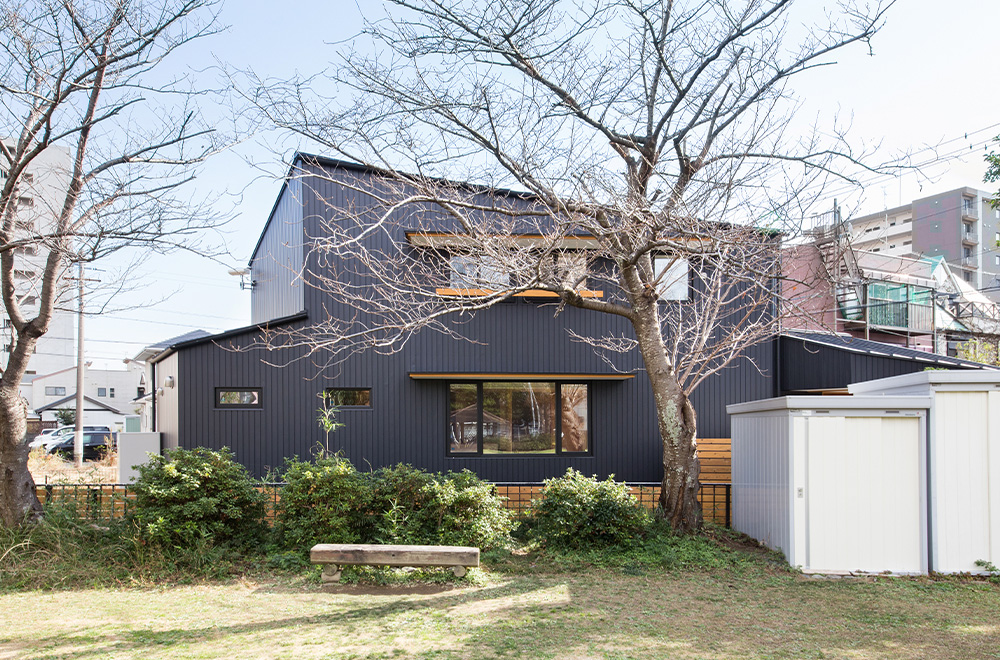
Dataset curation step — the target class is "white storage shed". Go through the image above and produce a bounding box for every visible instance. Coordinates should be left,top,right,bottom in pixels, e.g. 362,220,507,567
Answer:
727,396,932,574
848,371,1000,574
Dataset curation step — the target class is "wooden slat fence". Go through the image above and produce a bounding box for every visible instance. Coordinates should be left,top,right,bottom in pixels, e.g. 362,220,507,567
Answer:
37,479,732,526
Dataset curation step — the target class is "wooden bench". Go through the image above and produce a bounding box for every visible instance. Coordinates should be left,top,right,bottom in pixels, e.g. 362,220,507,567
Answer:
310,543,480,582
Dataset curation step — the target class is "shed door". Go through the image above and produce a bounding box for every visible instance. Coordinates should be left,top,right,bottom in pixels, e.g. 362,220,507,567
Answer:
804,416,923,573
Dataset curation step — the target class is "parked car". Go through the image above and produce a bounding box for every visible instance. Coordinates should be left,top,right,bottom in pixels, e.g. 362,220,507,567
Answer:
29,424,112,450
45,431,115,461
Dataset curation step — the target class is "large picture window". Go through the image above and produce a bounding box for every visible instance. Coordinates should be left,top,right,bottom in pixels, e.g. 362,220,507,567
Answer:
447,381,589,456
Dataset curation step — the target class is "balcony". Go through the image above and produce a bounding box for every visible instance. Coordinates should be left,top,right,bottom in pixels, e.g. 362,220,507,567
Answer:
963,232,979,246
962,256,978,268
867,300,934,333
962,199,979,220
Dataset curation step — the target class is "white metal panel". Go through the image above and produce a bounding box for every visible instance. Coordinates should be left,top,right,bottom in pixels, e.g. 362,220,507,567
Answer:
932,391,992,573
732,413,792,563
804,416,923,574
791,416,808,568
989,391,1000,570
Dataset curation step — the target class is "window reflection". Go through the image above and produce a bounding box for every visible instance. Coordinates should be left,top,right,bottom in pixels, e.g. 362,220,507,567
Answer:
449,384,478,453
483,382,556,454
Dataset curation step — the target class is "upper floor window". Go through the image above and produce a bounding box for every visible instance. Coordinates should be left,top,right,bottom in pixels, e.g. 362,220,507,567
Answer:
449,255,510,289
45,386,66,396
653,256,690,301
98,387,107,397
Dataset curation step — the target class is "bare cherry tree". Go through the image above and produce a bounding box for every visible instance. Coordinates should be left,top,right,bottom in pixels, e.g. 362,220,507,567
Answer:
248,0,898,531
0,0,222,526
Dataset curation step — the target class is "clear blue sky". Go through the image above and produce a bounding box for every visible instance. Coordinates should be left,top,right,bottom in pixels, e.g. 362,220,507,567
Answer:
84,0,1000,367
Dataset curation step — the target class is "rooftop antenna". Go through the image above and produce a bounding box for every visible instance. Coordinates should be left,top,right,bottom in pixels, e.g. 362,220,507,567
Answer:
228,268,254,290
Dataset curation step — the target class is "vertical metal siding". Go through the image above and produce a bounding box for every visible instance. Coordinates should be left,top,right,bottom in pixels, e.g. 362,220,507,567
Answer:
732,413,793,563
251,177,305,324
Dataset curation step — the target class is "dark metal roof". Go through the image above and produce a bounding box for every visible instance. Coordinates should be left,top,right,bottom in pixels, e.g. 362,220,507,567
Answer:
783,330,995,370
147,311,308,365
145,329,213,351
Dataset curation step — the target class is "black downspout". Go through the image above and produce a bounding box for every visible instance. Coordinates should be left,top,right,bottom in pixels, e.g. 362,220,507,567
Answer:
151,360,157,444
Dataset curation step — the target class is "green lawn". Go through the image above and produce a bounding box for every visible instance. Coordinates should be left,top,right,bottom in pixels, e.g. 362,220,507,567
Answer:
2,566,998,659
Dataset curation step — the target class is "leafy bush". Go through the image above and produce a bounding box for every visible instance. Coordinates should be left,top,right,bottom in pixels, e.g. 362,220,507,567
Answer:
526,468,651,550
276,459,513,552
130,447,267,551
274,454,376,549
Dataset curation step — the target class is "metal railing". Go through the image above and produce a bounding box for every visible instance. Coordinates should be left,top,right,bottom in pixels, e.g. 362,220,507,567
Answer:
37,480,733,527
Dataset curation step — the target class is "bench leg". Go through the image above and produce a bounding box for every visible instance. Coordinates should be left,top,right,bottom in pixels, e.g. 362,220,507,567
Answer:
321,564,342,583
452,565,467,578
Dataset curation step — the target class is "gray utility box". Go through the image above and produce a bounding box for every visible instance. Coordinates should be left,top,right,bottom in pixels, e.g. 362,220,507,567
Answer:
117,432,161,483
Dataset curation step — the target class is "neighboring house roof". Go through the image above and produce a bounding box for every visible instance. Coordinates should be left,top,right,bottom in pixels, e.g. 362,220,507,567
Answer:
35,394,124,415
133,329,213,362
147,311,308,365
783,330,994,370
29,365,78,382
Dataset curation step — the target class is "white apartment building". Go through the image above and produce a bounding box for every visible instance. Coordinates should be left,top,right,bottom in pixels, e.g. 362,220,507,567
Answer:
1,143,77,409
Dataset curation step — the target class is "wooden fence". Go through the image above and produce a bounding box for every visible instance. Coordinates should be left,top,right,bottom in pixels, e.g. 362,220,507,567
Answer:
36,475,732,527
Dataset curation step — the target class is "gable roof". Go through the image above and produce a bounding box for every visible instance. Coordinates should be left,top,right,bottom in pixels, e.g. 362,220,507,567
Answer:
35,394,124,415
147,311,308,364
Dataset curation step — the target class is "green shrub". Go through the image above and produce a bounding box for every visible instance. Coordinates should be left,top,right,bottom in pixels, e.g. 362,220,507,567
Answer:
274,454,376,549
526,468,651,550
276,459,513,552
371,466,513,549
130,447,267,551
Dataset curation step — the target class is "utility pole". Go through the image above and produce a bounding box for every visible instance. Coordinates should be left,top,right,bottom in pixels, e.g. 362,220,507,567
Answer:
74,262,85,468
68,264,100,467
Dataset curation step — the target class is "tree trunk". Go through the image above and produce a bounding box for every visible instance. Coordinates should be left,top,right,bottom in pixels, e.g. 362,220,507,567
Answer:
0,386,42,527
631,303,702,533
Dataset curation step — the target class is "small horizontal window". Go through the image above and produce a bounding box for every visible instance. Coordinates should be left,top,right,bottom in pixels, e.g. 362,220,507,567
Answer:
323,388,372,408
45,386,66,396
216,388,262,409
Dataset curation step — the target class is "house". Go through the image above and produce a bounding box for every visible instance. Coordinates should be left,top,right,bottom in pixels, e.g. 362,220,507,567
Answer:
145,156,991,479
785,228,1000,356
30,362,145,429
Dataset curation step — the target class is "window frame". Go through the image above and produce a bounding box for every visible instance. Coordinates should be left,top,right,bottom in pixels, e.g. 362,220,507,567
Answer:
214,387,263,410
445,380,592,457
97,387,107,397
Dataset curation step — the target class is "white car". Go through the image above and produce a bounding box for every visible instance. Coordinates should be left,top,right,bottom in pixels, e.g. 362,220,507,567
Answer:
29,425,112,450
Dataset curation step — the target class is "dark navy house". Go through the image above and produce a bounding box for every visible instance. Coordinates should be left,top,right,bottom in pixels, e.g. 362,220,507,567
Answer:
147,155,986,479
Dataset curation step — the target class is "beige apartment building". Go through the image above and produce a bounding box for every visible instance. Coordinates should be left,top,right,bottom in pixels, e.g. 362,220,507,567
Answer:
849,187,1000,300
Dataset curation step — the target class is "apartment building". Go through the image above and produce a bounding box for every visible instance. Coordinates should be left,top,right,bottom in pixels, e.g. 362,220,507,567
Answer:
849,187,1000,300
0,143,77,408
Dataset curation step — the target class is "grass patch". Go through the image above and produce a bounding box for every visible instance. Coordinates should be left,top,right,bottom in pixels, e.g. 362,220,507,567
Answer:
3,508,999,659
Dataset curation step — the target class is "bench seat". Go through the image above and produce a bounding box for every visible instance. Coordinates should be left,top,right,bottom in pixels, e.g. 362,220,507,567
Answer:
310,543,480,582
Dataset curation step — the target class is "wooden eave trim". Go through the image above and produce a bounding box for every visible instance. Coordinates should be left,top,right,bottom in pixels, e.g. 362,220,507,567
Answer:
409,372,634,381
435,288,603,298
406,232,599,250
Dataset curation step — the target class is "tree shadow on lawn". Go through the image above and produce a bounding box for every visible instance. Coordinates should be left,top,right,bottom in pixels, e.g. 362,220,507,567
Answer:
14,574,1000,660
